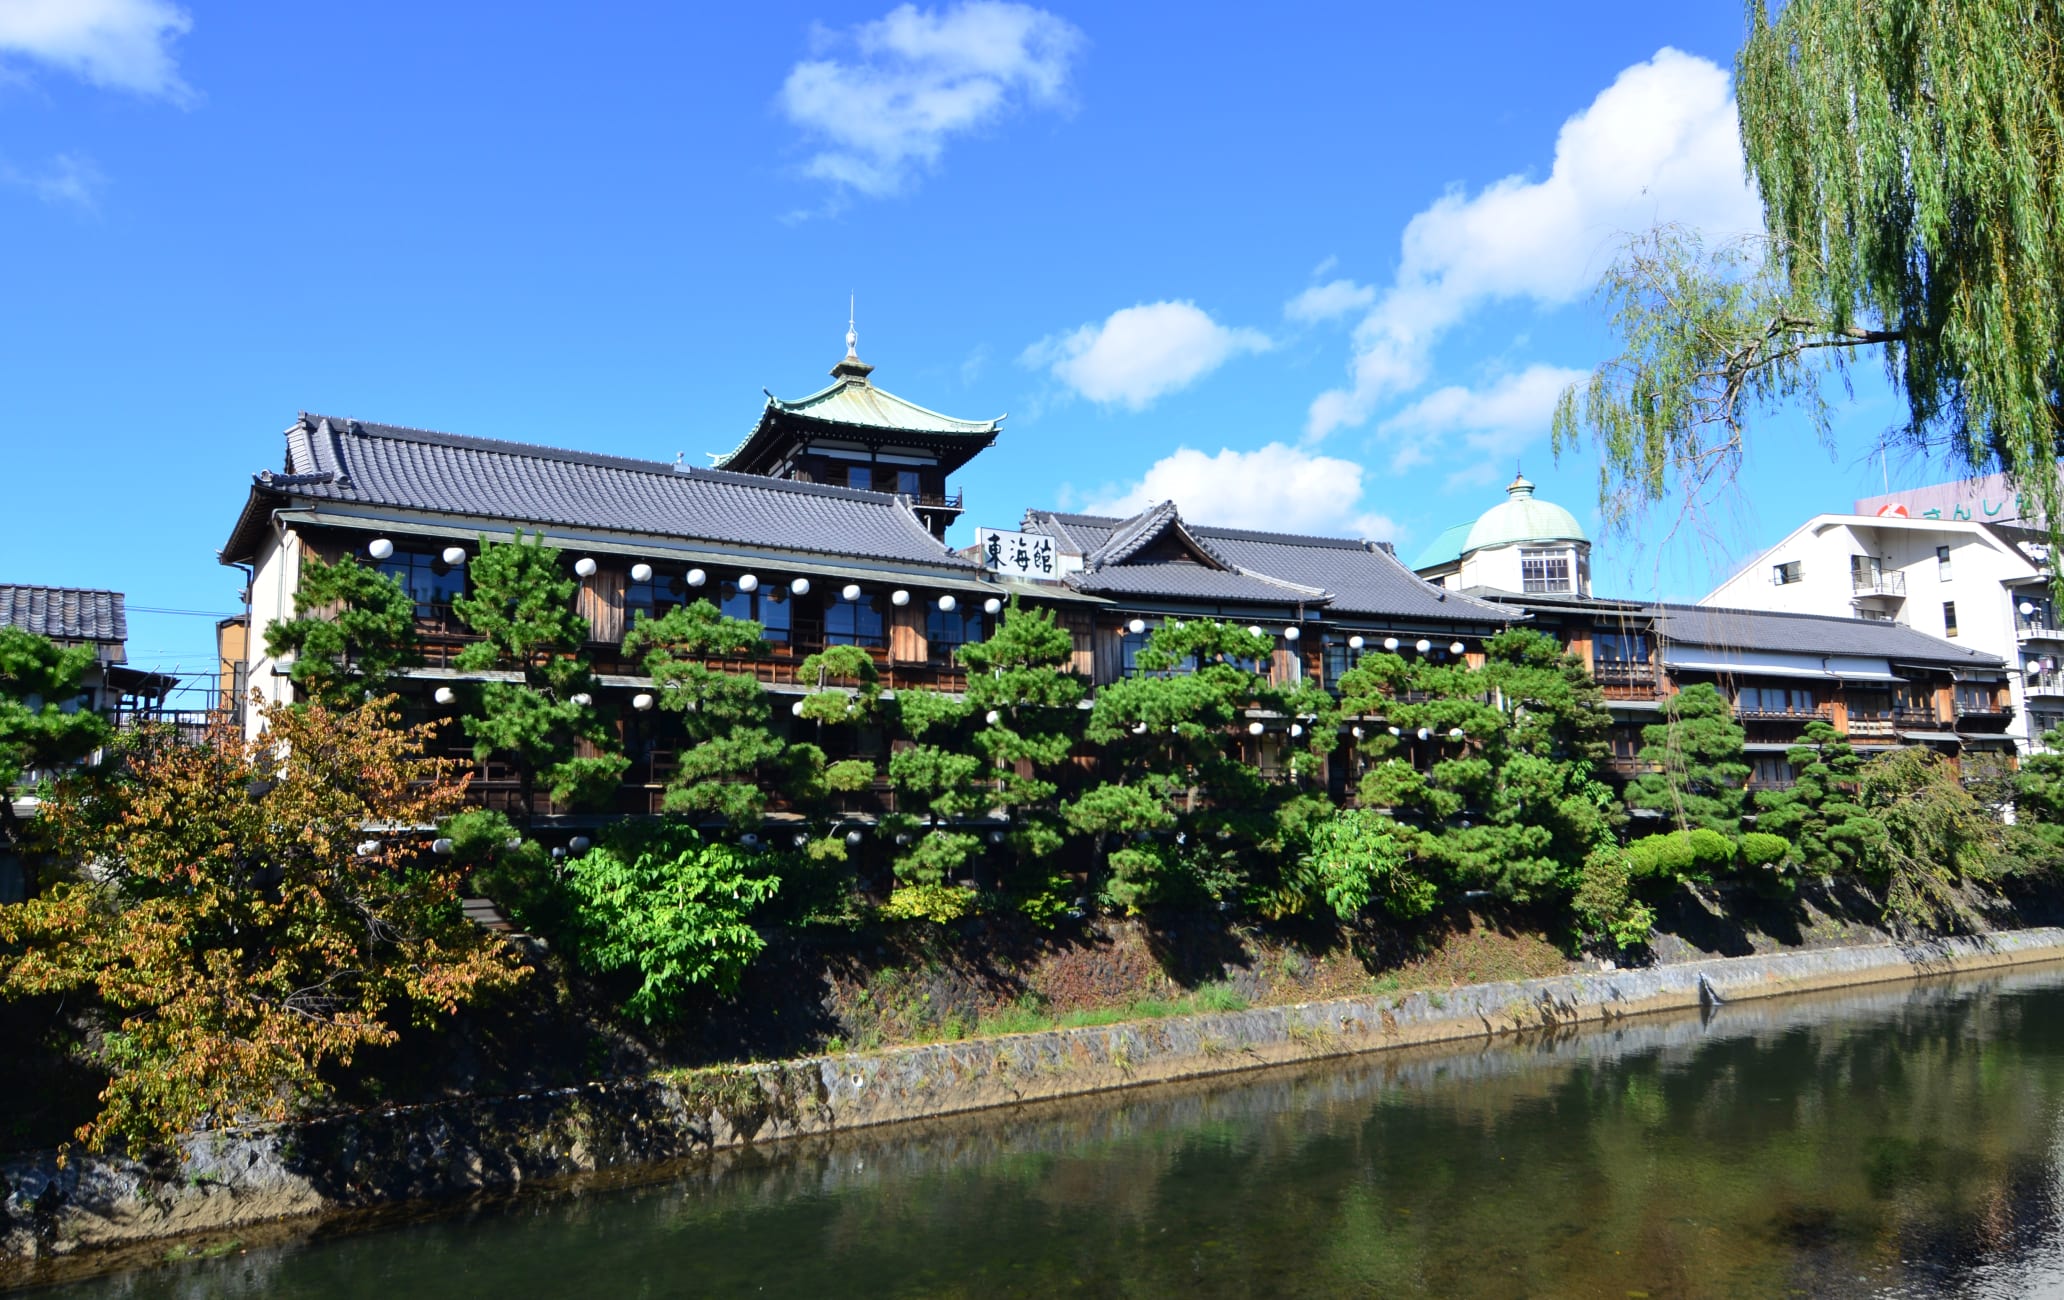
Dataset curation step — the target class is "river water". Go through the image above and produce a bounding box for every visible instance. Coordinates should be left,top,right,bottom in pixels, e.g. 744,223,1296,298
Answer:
30,965,2064,1298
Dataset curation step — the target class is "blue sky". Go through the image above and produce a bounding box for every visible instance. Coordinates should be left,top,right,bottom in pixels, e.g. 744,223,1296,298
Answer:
1,1,1927,686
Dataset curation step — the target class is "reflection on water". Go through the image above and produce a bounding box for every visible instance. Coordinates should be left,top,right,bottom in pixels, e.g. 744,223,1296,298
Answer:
30,966,2064,1299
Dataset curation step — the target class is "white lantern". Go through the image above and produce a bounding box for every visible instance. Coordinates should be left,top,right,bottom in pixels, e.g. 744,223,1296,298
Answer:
1284,626,1301,641
433,686,456,705
1449,727,1465,739
737,573,758,592
1127,618,1146,634
569,836,591,855
985,710,1001,725
939,594,958,612
891,589,910,606
630,562,654,583
1348,635,1365,651
442,546,467,566
1383,637,1400,651
984,597,1002,615
1247,625,1264,638
367,537,394,560
431,837,454,856
2023,601,2037,616
1076,699,1095,710
790,577,811,595
1132,722,1148,735
1415,639,1432,653
1450,641,1465,655
356,839,381,857
1248,721,1265,735
1388,726,1402,736
1290,724,1304,738
686,568,707,587
791,699,805,716
842,583,862,601
632,692,654,711
574,557,598,578
1416,728,1431,740
570,692,592,707
1351,726,1365,739
845,829,864,847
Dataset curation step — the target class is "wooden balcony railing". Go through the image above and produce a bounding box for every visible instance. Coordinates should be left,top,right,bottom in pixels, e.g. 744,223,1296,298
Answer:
1894,707,1941,729
1592,660,1660,698
1735,704,1835,724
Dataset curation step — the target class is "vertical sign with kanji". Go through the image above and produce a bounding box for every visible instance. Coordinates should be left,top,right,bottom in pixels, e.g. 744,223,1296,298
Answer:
975,528,1057,581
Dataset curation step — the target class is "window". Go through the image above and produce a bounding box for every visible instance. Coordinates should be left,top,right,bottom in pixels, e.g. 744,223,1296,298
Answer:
625,570,699,625
1937,545,1952,581
1943,601,1959,637
926,606,987,665
1772,560,1804,585
1610,731,1642,761
1956,682,1999,713
896,469,922,497
1323,636,1362,684
826,591,886,648
1846,691,1892,720
1737,685,1815,715
1120,626,1196,678
845,464,872,491
1521,547,1573,593
1594,630,1651,663
1897,683,1935,716
376,548,466,622
719,581,790,643
1751,756,1797,788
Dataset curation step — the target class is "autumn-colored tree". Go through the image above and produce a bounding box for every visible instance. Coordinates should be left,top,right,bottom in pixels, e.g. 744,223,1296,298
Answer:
451,532,627,818
0,700,526,1153
261,552,421,710
0,625,113,874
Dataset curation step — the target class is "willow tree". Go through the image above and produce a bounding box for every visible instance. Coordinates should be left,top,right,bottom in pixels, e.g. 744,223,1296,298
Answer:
1555,2,2064,537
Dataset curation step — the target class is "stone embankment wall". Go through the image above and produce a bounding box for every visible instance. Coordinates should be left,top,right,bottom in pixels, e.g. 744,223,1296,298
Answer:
8,928,2064,1273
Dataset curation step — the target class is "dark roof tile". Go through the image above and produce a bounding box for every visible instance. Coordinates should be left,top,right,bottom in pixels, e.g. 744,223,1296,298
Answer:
0,586,126,642
1658,603,2003,668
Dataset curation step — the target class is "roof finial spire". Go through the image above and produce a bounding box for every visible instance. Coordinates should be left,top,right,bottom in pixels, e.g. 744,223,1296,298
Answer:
846,293,858,359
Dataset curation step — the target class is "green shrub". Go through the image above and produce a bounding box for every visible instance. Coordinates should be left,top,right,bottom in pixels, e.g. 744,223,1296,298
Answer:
1738,831,1791,870
1625,828,1735,885
1573,847,1656,950
562,820,780,1023
1299,808,1439,920
878,882,978,924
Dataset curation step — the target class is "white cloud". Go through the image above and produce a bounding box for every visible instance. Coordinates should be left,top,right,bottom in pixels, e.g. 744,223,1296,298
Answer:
1378,364,1587,485
779,1,1082,198
1085,443,1399,541
1022,301,1272,410
1284,278,1376,325
1306,48,1759,439
0,0,193,102
1,152,105,210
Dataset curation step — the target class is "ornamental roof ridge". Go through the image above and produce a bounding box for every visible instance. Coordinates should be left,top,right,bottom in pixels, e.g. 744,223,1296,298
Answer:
764,375,1005,434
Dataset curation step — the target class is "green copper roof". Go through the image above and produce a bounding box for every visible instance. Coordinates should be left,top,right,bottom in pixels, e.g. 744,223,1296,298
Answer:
767,373,1002,437
1461,474,1587,553
1410,521,1474,571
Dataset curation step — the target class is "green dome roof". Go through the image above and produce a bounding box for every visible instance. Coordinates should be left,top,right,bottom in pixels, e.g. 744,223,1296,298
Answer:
1461,475,1587,554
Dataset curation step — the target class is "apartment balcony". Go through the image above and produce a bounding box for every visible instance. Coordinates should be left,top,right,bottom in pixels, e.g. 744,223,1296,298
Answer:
1851,570,1907,597
2017,622,2064,643
1592,659,1661,699
2027,673,2064,699
1955,702,2016,733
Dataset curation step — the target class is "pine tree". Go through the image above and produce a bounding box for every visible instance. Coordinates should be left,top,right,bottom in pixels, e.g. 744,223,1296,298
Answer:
621,600,786,823
0,626,113,876
1752,720,1887,875
1625,683,1748,836
261,552,420,710
1339,627,1617,903
450,532,626,818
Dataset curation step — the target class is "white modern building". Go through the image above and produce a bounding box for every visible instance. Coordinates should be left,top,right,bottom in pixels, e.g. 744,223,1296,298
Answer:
1702,514,2058,751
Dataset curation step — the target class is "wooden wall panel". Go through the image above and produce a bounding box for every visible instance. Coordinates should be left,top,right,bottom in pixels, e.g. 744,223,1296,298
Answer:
890,603,926,663
1092,620,1125,685
579,567,626,643
1271,645,1298,685
1061,611,1095,678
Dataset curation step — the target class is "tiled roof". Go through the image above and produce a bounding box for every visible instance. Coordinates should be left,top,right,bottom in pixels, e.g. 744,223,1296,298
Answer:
0,586,126,642
1650,603,2004,669
252,415,975,570
1069,566,1332,603
1025,509,1510,625
767,375,1000,436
